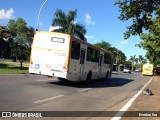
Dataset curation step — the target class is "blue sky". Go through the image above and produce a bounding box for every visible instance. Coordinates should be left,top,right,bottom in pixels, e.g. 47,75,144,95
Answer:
0,0,146,60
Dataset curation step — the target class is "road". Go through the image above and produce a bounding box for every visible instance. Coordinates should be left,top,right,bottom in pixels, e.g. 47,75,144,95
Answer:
0,72,152,119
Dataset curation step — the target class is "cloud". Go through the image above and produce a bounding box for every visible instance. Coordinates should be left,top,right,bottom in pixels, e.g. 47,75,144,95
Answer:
85,13,95,25
120,39,128,45
49,26,61,31
0,8,15,20
85,35,95,39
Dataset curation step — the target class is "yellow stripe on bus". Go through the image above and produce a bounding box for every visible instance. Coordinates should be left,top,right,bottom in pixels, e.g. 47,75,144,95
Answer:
32,46,68,52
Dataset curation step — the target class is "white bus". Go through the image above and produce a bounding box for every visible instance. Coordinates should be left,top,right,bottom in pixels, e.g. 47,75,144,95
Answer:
29,31,113,82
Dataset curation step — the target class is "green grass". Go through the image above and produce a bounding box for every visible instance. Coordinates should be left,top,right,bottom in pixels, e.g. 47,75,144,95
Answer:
0,59,29,74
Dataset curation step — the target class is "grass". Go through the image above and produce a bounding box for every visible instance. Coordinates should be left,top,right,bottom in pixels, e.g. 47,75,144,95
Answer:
0,59,29,74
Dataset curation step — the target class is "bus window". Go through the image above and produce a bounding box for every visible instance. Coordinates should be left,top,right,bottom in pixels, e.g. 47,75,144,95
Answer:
104,53,111,64
71,41,80,60
87,47,99,62
87,47,91,61
51,37,65,43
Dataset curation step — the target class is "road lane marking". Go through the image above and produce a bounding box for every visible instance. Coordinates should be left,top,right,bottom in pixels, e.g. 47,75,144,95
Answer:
111,76,154,120
36,79,57,82
78,88,92,92
33,95,64,104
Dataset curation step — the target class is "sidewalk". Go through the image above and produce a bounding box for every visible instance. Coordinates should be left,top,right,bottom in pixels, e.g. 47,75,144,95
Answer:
90,76,160,120
121,76,160,120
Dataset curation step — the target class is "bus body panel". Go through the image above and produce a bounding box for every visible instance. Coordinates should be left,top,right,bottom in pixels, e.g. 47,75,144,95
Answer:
29,32,70,78
67,39,112,81
142,64,154,76
29,31,112,82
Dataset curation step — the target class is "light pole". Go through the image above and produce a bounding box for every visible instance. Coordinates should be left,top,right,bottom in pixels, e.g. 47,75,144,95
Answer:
36,0,48,30
116,49,118,71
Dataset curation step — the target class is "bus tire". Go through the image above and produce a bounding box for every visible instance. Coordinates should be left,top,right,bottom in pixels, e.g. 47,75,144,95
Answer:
86,71,92,83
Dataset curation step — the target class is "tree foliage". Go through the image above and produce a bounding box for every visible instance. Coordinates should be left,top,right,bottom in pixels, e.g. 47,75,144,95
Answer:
128,54,147,70
0,26,11,39
95,40,126,64
129,54,136,71
116,0,160,66
136,17,160,65
115,0,160,39
0,18,34,60
52,9,87,41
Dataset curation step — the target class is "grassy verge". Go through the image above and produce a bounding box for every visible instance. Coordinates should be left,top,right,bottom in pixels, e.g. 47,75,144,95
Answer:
0,59,29,74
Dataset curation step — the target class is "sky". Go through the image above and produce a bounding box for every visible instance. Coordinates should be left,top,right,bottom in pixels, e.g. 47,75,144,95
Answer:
0,0,147,60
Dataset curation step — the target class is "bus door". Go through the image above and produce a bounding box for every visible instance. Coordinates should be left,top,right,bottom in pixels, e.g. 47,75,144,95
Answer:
98,54,103,77
79,47,86,80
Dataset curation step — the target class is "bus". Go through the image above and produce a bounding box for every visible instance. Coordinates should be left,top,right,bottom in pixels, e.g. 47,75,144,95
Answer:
142,64,154,76
29,31,113,82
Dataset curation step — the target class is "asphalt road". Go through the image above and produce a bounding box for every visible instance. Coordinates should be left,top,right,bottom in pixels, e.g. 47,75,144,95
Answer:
0,72,152,119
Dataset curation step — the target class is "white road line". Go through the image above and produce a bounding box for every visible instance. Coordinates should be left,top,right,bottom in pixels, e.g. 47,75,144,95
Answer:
36,79,56,82
111,76,154,120
33,95,64,104
78,88,92,92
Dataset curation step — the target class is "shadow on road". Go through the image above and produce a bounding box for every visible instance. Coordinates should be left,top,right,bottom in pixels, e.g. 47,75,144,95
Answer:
47,77,134,88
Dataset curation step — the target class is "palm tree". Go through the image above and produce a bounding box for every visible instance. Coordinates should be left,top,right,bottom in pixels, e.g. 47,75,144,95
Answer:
138,55,144,70
51,9,87,41
135,58,139,69
130,55,136,71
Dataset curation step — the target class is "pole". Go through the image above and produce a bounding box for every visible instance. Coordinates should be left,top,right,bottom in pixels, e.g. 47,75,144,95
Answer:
116,49,118,71
36,0,48,30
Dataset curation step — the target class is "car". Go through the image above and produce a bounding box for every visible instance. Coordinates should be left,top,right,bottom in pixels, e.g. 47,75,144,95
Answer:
123,68,131,73
154,67,160,75
135,69,140,72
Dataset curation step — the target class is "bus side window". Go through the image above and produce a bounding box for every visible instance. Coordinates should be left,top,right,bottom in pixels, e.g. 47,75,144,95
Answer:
87,47,99,63
71,41,80,60
87,47,91,61
104,53,111,64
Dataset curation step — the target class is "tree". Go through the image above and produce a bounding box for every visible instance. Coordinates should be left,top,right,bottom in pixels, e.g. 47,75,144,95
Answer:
7,18,35,61
0,26,11,39
0,26,11,58
124,60,132,69
94,40,111,50
51,9,87,41
134,57,139,69
129,54,136,71
95,40,126,64
136,17,160,66
115,0,160,39
138,55,147,70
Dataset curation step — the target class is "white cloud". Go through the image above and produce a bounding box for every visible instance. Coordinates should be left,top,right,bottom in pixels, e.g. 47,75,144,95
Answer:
85,13,95,25
49,26,61,31
120,39,128,45
85,35,95,39
0,8,15,20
